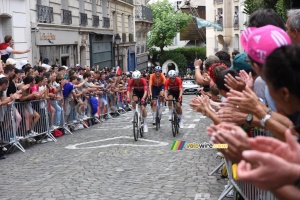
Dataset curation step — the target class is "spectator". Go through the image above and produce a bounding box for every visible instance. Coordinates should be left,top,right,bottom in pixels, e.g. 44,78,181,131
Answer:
215,51,231,68
248,9,285,30
0,35,30,63
286,9,300,44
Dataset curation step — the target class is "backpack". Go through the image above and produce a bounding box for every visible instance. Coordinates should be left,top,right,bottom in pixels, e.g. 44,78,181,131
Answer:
53,129,63,137
90,97,98,115
63,82,74,97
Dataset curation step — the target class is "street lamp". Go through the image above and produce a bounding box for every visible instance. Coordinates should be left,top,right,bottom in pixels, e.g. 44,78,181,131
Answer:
148,52,153,72
115,33,121,67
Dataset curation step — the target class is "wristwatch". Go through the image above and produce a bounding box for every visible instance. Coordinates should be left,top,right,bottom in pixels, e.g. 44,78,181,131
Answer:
260,114,271,127
245,114,253,125
195,66,200,69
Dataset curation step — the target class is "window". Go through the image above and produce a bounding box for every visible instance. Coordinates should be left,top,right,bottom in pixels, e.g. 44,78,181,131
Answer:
92,0,97,15
113,11,117,32
234,34,239,50
61,0,68,10
102,0,108,17
128,15,132,33
79,0,84,13
121,13,124,33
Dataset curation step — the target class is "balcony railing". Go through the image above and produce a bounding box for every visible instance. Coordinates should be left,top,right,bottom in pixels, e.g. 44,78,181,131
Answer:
121,0,133,5
122,33,127,43
92,15,99,27
214,0,223,4
129,33,134,42
62,9,72,25
80,13,88,26
37,5,53,23
135,5,153,22
103,17,110,28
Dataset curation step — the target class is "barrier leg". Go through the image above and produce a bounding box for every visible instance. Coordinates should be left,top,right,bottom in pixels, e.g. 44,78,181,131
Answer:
209,158,225,176
217,184,233,200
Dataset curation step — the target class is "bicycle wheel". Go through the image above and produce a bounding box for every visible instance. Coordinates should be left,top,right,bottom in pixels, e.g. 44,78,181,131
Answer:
133,112,139,141
140,116,144,138
175,116,179,135
171,113,176,137
172,112,178,137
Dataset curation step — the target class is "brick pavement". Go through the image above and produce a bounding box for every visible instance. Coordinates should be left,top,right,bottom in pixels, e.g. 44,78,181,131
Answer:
0,95,231,200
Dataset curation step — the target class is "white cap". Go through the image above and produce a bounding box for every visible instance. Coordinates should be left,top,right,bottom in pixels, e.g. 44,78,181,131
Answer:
0,74,6,78
62,65,68,70
6,58,17,65
76,64,80,67
41,63,51,69
20,60,29,69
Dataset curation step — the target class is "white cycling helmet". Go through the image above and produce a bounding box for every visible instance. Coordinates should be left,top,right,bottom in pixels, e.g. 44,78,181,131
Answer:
154,66,162,71
132,70,141,79
168,70,177,78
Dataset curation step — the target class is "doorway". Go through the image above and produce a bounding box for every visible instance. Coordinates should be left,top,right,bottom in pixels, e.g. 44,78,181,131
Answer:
61,56,69,66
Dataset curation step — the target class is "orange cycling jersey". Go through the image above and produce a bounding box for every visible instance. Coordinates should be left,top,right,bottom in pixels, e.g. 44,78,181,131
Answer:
149,73,166,87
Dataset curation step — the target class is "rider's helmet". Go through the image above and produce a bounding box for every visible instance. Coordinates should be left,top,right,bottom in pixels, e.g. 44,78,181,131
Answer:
132,70,141,79
168,70,177,78
154,66,162,72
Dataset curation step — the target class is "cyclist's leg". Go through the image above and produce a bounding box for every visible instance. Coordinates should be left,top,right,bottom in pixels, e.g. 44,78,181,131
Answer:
141,102,148,132
167,92,174,121
151,86,159,125
159,85,165,107
175,93,183,127
131,93,138,119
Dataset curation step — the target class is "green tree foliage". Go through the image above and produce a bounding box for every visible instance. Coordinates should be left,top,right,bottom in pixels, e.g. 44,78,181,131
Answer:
243,0,291,22
147,0,191,55
155,47,206,73
171,47,206,63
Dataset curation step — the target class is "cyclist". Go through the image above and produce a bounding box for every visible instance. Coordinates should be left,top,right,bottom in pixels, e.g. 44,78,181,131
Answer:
164,70,183,128
149,66,166,125
126,70,148,132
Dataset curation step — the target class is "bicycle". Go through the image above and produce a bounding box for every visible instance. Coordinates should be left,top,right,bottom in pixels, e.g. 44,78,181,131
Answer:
132,99,144,141
154,96,164,131
166,99,180,137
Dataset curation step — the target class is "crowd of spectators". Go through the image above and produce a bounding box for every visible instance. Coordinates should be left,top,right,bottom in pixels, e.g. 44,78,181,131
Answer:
0,54,143,159
191,8,300,199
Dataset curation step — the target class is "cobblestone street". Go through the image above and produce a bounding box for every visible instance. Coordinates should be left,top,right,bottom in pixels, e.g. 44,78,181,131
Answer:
0,95,229,200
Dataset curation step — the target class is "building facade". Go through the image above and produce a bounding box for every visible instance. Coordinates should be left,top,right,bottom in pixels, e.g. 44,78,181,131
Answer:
0,0,31,65
134,0,152,71
110,0,136,72
29,0,114,69
206,0,247,57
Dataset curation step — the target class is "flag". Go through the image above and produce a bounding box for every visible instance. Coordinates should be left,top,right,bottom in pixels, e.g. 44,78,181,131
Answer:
196,17,223,31
116,66,122,76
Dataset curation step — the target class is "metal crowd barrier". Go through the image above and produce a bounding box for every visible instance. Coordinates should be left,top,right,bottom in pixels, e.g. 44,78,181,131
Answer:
217,127,277,200
0,102,24,152
0,92,129,154
14,100,57,143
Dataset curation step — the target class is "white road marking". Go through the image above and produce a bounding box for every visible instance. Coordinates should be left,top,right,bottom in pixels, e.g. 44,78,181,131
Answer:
193,119,200,122
181,124,196,129
65,136,169,150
